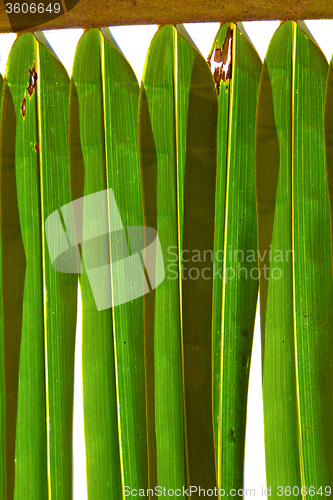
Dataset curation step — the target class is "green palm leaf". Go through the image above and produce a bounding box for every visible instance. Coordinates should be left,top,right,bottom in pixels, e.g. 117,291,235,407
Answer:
0,32,77,500
139,23,218,495
70,27,148,499
209,21,261,494
257,21,333,498
0,71,4,500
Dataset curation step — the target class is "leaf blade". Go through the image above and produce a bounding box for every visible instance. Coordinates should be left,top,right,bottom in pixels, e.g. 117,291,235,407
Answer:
256,21,333,497
0,31,78,500
209,22,261,492
70,27,148,499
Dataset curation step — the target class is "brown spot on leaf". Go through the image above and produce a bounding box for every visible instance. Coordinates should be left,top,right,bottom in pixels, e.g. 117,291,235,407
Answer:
34,144,39,153
213,46,223,64
21,97,26,118
228,429,236,444
207,26,233,94
27,63,37,97
241,329,249,339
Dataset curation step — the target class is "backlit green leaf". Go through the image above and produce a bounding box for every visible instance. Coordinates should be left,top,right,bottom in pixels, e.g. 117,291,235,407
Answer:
70,27,147,499
209,21,261,493
139,24,218,496
257,21,333,498
0,32,77,500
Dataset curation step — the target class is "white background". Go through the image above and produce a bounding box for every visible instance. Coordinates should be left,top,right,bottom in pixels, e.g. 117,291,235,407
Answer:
1,19,333,498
